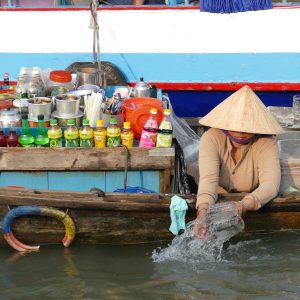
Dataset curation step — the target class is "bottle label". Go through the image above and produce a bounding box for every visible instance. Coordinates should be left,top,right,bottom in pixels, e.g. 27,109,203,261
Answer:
51,86,70,97
107,127,121,138
144,119,158,130
121,132,134,148
107,136,121,147
156,133,173,148
49,138,62,148
139,130,157,148
80,133,94,140
48,129,62,139
80,138,93,148
94,132,107,148
65,139,79,147
65,131,79,140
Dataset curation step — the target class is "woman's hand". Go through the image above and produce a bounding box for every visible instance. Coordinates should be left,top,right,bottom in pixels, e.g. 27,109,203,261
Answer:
236,196,257,216
193,208,208,239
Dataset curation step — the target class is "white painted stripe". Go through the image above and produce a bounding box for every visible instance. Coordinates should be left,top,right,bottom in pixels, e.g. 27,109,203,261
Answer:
1,8,300,53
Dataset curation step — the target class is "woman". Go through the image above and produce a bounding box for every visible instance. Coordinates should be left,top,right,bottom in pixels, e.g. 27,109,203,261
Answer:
194,85,284,238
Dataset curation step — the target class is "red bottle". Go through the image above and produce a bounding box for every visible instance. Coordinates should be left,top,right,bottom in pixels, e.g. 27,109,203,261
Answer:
0,125,7,147
7,125,19,147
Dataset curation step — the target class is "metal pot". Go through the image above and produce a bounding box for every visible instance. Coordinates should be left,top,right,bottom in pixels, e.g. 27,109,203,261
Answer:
52,111,83,127
133,77,151,98
0,108,21,128
53,94,80,117
28,97,53,121
75,67,101,88
66,85,102,105
13,98,29,115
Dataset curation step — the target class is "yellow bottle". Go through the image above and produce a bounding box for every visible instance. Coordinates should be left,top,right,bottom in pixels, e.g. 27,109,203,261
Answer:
121,121,134,148
94,119,107,148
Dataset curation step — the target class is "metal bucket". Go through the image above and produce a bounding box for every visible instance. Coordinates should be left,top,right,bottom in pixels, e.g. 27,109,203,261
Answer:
53,94,81,117
75,67,101,88
28,97,53,120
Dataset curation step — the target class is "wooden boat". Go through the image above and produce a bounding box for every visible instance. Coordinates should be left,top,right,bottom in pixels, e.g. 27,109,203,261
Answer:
0,146,298,247
0,186,300,246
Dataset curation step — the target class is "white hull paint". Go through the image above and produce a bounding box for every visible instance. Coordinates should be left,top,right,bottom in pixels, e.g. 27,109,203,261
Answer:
0,7,300,85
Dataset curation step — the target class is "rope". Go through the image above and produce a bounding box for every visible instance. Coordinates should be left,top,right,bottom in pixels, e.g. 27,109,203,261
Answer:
89,0,103,86
121,145,130,192
61,208,69,221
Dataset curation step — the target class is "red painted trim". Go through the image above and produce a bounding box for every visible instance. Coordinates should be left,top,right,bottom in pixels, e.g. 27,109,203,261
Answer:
4,81,300,92
1,5,300,12
0,6,196,12
129,82,300,91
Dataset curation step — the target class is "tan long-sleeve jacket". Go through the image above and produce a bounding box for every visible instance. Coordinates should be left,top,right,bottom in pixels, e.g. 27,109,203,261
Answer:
196,128,281,210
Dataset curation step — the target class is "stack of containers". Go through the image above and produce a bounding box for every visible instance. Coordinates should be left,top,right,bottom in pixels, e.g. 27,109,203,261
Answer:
278,139,300,192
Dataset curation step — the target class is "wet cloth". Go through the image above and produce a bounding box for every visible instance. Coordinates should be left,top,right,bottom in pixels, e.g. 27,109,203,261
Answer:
197,128,281,209
169,195,188,235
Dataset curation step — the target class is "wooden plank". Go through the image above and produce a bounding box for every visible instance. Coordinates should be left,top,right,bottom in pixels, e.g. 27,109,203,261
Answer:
0,148,174,171
159,169,171,193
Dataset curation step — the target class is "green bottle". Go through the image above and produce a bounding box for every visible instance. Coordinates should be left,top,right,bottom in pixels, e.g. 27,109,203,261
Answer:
48,119,62,148
34,115,49,147
107,117,121,147
18,115,34,147
79,118,94,148
64,119,79,147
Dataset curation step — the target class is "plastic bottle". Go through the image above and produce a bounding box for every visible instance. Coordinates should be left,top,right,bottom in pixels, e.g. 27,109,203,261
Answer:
156,109,173,148
106,117,121,147
94,119,107,148
18,115,34,147
48,70,74,97
121,121,134,148
48,119,62,148
2,72,9,89
34,115,49,147
0,124,7,147
64,119,79,147
79,119,94,148
6,124,19,147
139,107,159,148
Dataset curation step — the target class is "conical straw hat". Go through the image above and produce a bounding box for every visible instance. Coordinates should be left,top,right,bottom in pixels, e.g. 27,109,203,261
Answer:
199,85,284,135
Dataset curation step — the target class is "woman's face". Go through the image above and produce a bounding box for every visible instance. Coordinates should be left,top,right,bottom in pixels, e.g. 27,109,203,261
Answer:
227,131,255,139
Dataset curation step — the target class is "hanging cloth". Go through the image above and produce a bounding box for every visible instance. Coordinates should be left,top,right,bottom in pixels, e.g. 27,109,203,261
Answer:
200,0,273,14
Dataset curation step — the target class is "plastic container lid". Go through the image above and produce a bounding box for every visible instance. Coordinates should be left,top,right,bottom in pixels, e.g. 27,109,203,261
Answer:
110,117,117,125
67,119,75,126
49,70,72,83
38,114,44,121
150,107,158,114
123,121,131,129
50,119,58,126
96,119,104,127
164,109,171,115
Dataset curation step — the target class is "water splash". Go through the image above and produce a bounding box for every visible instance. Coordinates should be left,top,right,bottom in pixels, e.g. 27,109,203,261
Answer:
153,202,245,264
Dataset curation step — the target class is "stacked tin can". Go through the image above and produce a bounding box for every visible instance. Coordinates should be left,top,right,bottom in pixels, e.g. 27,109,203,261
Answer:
14,67,46,99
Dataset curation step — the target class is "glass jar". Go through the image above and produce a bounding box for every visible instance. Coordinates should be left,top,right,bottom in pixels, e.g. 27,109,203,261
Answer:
48,70,74,97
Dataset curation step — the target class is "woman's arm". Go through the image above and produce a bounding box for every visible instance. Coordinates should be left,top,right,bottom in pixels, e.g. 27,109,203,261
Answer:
194,129,220,238
196,129,221,209
237,138,281,214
